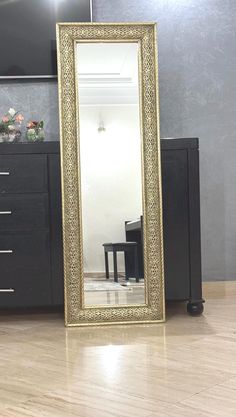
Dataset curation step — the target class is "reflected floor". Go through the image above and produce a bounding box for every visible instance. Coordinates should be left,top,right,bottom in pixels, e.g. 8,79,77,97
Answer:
84,275,145,305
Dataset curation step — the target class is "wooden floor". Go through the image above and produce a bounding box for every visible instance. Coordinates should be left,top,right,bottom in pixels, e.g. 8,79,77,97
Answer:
0,281,236,416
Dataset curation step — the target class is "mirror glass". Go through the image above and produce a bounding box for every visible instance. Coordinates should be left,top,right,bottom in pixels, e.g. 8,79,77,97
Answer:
76,42,145,307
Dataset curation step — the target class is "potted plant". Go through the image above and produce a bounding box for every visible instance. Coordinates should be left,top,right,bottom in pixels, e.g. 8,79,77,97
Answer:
26,120,45,142
0,108,24,143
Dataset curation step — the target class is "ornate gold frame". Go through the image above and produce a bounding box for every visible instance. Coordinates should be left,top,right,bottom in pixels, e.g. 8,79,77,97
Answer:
56,22,165,326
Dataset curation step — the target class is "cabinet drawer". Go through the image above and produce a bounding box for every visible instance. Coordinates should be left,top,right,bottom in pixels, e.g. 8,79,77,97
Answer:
0,194,49,231
0,231,51,307
0,155,48,193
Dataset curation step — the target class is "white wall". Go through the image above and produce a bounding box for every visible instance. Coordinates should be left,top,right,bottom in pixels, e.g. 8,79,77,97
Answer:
79,105,142,273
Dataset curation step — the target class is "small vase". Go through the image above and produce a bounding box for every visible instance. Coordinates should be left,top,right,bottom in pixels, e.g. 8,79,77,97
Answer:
26,128,45,142
0,127,21,143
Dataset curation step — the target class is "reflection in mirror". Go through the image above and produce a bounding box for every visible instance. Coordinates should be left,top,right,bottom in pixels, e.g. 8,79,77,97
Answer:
76,42,145,306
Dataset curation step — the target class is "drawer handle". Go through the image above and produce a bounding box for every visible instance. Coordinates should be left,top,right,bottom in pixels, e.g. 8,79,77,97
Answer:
0,172,10,176
0,288,15,293
0,211,12,215
0,250,13,254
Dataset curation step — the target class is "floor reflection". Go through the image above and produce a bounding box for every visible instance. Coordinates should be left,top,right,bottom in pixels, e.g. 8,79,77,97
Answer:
84,276,145,305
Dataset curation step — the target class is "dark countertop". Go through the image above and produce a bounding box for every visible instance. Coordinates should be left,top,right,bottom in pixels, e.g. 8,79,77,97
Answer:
0,137,199,154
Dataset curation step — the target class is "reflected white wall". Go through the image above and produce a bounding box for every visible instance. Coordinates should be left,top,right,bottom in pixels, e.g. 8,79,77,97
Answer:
80,105,142,273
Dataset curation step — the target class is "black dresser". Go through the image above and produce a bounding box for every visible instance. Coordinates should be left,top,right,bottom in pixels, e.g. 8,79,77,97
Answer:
0,138,204,314
0,143,63,308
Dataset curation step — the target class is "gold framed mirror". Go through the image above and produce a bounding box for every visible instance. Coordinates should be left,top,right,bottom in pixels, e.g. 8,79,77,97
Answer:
56,22,165,326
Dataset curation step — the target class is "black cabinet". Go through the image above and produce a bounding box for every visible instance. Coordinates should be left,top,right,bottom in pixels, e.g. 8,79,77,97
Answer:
0,139,204,314
162,138,204,314
124,138,204,314
0,143,63,308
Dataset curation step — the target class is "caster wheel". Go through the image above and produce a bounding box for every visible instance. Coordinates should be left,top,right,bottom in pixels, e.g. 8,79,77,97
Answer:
187,302,204,316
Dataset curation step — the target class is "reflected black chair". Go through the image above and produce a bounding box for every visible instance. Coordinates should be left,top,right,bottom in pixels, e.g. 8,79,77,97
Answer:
102,242,139,283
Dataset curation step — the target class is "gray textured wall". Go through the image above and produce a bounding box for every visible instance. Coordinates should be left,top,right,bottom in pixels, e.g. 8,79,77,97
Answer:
0,80,59,140
1,0,236,280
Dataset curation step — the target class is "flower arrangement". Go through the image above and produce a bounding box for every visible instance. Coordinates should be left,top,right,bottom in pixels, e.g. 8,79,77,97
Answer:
0,108,24,142
26,120,45,142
